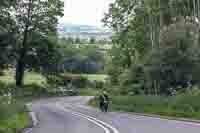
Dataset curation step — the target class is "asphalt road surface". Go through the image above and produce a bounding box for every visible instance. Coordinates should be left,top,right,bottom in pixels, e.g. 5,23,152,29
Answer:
30,96,200,133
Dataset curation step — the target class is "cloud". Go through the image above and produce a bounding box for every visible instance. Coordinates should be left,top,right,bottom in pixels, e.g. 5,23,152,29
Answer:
59,0,114,26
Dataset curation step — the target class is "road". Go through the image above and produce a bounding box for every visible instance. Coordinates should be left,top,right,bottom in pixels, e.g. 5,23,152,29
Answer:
30,96,200,133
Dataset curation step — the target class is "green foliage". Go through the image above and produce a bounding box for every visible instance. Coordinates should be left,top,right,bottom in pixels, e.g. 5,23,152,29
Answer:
144,22,200,94
22,84,48,97
75,37,81,44
0,0,17,70
59,40,106,74
3,0,64,87
104,0,200,95
89,37,96,44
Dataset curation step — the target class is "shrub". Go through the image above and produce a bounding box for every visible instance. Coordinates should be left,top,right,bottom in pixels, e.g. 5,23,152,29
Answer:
0,82,15,95
22,84,48,97
0,70,4,76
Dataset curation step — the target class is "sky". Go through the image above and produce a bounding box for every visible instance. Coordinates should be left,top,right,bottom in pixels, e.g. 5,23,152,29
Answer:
59,0,115,27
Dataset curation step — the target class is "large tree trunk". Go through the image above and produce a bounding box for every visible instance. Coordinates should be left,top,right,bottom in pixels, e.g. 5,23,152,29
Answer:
15,0,32,88
16,57,25,87
193,0,196,18
16,34,28,88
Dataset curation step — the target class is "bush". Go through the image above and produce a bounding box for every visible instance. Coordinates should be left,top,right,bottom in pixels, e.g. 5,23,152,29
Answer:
0,70,4,76
47,74,64,86
0,82,15,95
22,84,48,97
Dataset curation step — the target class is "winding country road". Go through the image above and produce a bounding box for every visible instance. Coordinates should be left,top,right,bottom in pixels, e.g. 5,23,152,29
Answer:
30,96,200,133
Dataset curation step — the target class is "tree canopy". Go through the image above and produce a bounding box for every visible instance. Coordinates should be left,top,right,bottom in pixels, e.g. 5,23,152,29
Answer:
104,0,200,95
0,0,64,87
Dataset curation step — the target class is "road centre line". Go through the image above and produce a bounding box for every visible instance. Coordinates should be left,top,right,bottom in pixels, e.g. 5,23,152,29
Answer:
56,104,120,133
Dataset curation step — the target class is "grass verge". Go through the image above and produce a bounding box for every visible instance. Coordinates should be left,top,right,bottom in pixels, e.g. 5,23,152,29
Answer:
79,88,99,96
89,95,200,120
0,101,31,133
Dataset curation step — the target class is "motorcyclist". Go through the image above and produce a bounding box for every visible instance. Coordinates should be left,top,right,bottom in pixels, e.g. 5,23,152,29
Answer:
99,91,109,112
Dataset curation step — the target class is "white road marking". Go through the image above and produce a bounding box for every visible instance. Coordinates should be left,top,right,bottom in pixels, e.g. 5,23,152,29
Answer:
57,105,109,133
56,104,120,133
24,128,33,133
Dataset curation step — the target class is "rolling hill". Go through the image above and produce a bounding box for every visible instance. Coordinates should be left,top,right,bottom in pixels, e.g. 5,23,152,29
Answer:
58,23,112,41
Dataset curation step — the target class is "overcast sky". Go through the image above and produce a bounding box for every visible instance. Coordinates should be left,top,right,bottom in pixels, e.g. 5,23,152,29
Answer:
59,0,114,27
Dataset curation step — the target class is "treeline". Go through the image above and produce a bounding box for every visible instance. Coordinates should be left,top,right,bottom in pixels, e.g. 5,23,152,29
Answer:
57,37,106,74
104,0,200,95
62,36,111,45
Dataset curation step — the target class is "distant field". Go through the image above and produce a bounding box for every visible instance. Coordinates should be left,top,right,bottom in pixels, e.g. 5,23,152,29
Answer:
81,74,109,82
0,70,46,86
62,73,109,82
0,70,108,86
74,43,112,50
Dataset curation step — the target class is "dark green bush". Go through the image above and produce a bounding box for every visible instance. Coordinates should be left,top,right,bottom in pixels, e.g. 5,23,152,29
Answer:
0,82,15,95
0,70,4,76
22,84,48,97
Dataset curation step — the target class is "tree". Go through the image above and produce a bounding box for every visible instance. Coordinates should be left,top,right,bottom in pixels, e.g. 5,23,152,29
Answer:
145,22,200,94
104,0,200,95
25,33,62,73
13,0,64,87
75,37,81,44
0,0,17,71
59,42,105,74
89,37,96,44
66,37,74,44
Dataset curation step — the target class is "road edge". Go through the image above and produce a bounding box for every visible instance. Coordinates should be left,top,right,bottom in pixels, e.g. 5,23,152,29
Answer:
22,103,38,133
116,111,200,124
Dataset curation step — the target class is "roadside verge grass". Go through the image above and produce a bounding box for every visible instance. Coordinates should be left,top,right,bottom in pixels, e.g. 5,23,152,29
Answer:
79,88,99,96
0,101,31,133
89,95,200,120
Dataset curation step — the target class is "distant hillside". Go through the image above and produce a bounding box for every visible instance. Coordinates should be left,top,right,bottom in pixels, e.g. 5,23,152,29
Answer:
58,23,112,41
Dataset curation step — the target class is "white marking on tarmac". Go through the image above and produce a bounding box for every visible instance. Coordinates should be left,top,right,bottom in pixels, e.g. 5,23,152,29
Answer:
24,128,33,133
56,104,120,133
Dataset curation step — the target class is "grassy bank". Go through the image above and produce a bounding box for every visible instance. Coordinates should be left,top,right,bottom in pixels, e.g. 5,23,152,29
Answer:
0,99,31,133
0,111,31,133
79,88,99,96
0,71,46,133
89,95,200,120
0,70,46,86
